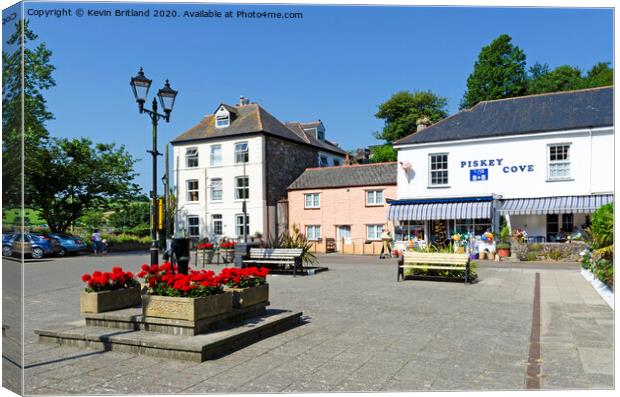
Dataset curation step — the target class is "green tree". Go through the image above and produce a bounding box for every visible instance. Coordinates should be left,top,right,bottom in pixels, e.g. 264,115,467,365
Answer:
26,138,140,233
460,34,527,109
109,202,150,232
79,209,107,229
527,63,584,94
370,144,397,163
2,21,56,207
375,90,448,143
584,62,613,88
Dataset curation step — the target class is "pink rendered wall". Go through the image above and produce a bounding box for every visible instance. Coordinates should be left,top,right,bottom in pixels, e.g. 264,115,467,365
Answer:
287,184,397,249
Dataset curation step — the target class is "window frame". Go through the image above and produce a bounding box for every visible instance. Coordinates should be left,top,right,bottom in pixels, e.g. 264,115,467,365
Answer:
305,225,321,241
215,114,230,128
234,176,249,200
304,193,320,209
365,189,384,206
186,180,199,202
428,153,449,187
185,147,199,168
234,142,249,164
211,214,223,236
547,143,572,181
210,144,222,166
187,216,200,237
209,178,223,201
235,214,250,237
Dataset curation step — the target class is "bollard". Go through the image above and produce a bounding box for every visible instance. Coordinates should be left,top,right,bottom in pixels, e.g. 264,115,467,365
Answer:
172,238,190,274
234,242,250,268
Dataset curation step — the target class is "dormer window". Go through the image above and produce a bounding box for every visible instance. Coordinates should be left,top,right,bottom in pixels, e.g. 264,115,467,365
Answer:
215,106,230,128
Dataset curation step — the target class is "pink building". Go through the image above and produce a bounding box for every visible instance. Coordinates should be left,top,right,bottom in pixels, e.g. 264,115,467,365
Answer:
286,163,397,254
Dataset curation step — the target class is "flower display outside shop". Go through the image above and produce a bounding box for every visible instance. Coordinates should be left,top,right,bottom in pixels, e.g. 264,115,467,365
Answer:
137,262,225,297
81,267,140,292
481,231,494,242
220,241,236,249
197,242,214,250
218,267,270,289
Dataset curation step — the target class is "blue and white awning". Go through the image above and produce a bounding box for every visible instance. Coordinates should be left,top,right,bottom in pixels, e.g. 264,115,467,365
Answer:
388,197,493,221
499,194,613,215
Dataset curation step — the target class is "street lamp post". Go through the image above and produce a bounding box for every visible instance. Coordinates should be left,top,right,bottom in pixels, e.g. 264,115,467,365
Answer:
130,67,178,266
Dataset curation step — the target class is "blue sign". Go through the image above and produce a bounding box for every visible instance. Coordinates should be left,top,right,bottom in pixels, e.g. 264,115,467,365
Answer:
470,168,488,181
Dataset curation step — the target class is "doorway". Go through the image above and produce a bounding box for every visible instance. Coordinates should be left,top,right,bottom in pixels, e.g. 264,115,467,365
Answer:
336,225,351,251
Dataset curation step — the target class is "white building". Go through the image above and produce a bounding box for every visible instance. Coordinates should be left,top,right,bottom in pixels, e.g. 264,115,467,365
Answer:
390,87,613,244
171,97,346,241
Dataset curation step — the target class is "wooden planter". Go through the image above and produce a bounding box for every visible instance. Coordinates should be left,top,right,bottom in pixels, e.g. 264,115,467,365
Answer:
224,284,269,309
80,287,141,314
141,292,233,321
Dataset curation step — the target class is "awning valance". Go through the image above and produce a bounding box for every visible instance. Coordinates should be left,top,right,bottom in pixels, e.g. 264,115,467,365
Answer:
388,200,492,221
499,194,613,215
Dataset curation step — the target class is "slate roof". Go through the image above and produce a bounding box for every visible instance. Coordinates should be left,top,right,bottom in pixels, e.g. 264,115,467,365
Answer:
285,122,348,155
395,86,613,146
172,104,346,155
288,162,397,190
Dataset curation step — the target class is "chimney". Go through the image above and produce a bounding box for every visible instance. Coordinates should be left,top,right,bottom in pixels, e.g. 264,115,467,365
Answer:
239,96,250,106
416,116,431,132
344,153,350,166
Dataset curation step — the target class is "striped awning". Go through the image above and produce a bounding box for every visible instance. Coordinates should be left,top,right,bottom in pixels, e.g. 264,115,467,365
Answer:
388,200,492,221
499,194,613,215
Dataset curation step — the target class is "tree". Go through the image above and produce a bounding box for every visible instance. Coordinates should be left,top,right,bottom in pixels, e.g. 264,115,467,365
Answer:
375,90,448,143
584,62,613,88
460,34,527,109
370,144,397,163
2,21,56,207
26,138,140,233
109,201,150,235
527,63,584,94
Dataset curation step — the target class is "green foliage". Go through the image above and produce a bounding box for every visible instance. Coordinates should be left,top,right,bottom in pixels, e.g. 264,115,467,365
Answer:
591,203,613,249
526,252,540,261
2,21,56,207
370,144,397,163
529,243,542,251
374,90,448,143
27,138,140,232
79,209,106,229
546,250,564,261
266,224,318,266
499,225,511,243
3,208,46,226
109,202,150,231
496,242,511,250
527,62,613,95
592,258,613,288
580,250,591,270
460,34,527,109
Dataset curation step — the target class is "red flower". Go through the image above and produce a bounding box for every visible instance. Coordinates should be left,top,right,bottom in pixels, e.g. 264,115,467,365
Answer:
82,273,91,282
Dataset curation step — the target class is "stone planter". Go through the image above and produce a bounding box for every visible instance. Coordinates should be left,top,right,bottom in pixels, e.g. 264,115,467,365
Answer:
80,287,141,314
142,292,233,321
224,284,269,309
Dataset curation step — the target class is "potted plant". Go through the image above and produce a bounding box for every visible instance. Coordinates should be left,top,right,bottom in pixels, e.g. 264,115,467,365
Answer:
219,240,236,263
80,267,141,313
497,226,511,258
138,262,232,321
219,267,270,309
197,241,215,264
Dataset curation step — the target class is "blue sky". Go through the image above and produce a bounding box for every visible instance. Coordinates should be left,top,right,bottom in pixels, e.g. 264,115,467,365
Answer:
11,2,614,193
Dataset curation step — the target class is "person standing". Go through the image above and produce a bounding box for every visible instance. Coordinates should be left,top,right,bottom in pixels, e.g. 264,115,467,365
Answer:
91,229,102,256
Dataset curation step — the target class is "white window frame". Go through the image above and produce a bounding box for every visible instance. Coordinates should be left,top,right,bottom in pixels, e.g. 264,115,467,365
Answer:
366,190,384,206
186,180,199,202
209,178,223,201
304,193,320,209
429,153,449,186
235,176,249,200
187,216,200,237
210,145,222,166
235,142,249,164
215,107,230,128
367,224,383,240
185,147,198,168
305,225,321,241
547,143,571,181
211,214,222,236
235,214,250,237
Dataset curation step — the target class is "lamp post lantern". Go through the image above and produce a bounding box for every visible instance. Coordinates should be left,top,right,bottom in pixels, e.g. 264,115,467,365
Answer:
130,67,178,266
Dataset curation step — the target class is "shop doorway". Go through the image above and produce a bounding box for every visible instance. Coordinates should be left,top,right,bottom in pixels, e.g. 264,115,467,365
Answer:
430,220,449,247
336,225,351,251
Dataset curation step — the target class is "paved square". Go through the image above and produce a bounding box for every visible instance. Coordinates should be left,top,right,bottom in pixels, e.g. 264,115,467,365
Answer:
3,253,614,393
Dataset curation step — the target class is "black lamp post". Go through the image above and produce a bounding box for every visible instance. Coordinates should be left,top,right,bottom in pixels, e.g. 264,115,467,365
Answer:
130,67,178,266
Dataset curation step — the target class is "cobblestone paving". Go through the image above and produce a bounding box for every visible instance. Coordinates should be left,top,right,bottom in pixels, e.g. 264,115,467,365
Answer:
12,253,614,394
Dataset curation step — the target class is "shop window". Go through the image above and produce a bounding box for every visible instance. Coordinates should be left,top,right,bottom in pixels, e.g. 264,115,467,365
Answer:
304,193,320,209
548,144,571,180
186,180,199,202
367,224,383,240
562,213,574,233
366,190,384,206
547,214,560,241
209,178,222,201
235,176,249,199
429,153,449,186
210,145,222,166
395,220,425,241
455,218,492,236
211,214,222,235
185,147,198,168
235,214,250,237
187,216,200,237
305,225,321,240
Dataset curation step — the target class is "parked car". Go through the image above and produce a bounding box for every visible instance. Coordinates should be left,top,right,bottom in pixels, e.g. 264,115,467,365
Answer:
47,233,88,256
2,233,61,259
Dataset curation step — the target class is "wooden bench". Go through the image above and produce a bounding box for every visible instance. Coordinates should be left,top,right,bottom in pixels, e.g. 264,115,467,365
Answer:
397,252,471,283
242,248,303,277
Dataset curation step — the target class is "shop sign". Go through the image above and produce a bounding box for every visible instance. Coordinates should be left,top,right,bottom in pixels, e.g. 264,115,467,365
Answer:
470,169,488,181
461,157,534,180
